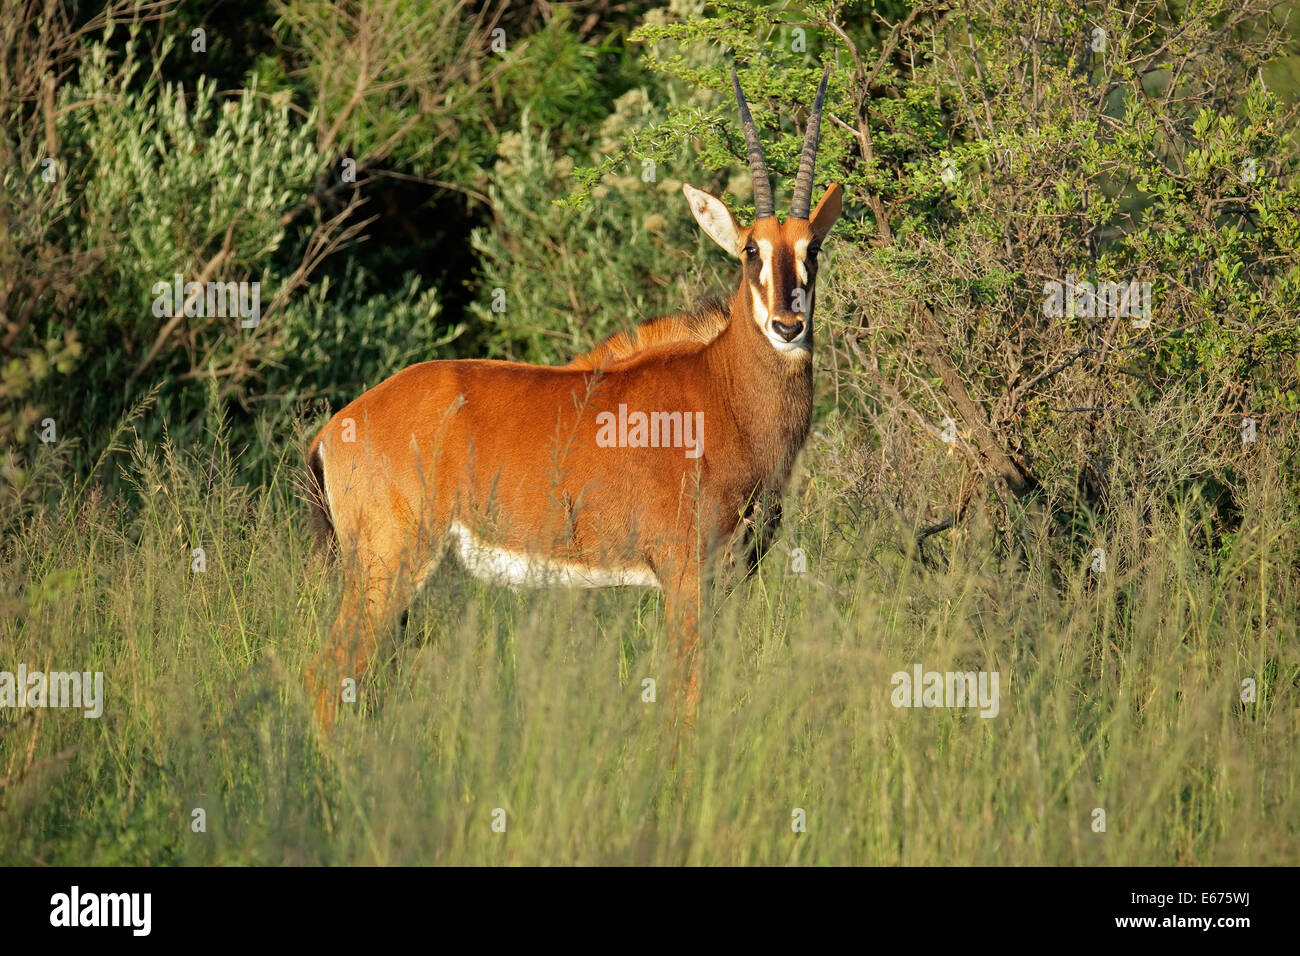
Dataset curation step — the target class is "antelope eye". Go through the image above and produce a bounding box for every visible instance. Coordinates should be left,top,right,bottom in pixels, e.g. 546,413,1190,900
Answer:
808,242,822,257
744,241,759,257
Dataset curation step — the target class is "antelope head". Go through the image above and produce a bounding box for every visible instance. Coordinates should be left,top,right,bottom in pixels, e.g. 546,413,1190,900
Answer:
683,67,843,356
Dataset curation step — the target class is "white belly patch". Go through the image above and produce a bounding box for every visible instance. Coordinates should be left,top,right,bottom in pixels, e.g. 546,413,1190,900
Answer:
447,522,660,591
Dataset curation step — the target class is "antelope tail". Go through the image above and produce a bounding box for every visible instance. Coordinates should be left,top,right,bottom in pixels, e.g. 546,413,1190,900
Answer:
306,442,336,560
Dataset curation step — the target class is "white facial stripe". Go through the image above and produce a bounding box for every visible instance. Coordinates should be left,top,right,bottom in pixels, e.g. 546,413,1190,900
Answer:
751,287,768,323
759,239,774,317
794,238,810,285
757,239,773,284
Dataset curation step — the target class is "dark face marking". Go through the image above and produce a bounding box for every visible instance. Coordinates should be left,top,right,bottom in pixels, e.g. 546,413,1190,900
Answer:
742,218,818,354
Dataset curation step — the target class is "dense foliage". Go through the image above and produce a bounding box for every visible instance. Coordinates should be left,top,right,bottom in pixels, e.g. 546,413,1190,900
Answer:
0,0,1297,866
2,0,1296,540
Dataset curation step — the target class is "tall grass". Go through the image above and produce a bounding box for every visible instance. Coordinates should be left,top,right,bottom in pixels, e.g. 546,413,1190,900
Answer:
0,417,1296,865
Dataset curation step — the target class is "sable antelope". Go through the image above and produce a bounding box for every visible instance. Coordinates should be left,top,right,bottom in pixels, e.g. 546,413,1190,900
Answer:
306,66,842,728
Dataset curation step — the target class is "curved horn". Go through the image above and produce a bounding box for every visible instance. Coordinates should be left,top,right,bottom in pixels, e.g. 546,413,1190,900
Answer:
731,66,775,220
790,66,831,220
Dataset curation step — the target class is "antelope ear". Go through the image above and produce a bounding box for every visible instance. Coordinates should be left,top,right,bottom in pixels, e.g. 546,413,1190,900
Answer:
683,183,741,257
809,184,843,241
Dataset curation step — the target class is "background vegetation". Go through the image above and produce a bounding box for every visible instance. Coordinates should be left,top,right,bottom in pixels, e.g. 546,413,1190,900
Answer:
1,0,1297,864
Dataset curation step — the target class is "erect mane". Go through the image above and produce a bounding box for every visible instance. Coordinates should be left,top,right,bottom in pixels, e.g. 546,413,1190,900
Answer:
565,298,730,370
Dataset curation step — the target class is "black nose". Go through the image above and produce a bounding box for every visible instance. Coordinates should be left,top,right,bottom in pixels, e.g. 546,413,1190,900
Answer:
772,319,804,342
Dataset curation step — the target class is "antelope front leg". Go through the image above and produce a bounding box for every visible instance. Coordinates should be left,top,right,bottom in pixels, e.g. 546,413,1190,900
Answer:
308,551,405,730
663,561,702,730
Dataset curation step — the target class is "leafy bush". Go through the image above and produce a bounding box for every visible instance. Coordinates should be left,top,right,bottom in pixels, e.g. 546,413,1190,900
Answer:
468,107,739,364
593,0,1300,544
